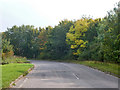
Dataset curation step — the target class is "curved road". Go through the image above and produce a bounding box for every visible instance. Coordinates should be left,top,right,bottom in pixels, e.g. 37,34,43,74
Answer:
13,60,118,88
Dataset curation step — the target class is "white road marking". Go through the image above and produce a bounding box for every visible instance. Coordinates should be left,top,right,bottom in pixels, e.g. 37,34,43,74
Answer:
18,78,28,88
60,63,80,80
73,73,79,80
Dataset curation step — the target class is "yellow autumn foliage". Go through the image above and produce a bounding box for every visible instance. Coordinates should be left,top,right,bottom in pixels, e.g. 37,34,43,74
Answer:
71,45,78,49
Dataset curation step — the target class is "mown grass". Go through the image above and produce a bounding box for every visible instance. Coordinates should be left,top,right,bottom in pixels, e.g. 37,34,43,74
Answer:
2,63,33,88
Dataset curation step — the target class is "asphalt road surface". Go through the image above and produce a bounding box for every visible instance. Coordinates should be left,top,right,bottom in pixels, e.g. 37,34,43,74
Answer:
13,60,118,88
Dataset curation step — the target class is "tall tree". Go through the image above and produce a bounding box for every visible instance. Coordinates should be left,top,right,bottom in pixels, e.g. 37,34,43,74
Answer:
3,25,40,58
43,19,74,59
66,18,90,58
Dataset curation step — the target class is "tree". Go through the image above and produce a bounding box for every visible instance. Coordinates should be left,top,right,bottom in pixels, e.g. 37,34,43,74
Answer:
66,18,90,58
102,3,120,62
78,18,101,60
3,25,40,58
2,38,14,59
43,19,74,59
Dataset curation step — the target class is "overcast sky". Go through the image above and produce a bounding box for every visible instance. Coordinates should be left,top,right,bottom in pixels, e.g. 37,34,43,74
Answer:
0,0,119,32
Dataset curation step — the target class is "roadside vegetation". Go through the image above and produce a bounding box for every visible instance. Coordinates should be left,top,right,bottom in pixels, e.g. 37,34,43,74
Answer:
0,33,33,88
2,56,30,65
1,53,33,89
2,2,119,63
2,63,33,88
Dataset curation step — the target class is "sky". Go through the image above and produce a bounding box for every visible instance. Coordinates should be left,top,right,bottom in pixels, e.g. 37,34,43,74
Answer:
0,0,119,32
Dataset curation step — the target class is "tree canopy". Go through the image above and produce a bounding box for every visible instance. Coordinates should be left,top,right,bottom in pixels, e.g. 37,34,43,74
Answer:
2,2,120,63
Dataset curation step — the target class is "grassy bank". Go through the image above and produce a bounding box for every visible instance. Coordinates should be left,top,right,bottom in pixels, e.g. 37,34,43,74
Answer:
70,60,119,77
2,63,33,88
37,59,119,78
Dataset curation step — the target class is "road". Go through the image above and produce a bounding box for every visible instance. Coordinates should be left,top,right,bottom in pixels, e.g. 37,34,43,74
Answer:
13,60,118,88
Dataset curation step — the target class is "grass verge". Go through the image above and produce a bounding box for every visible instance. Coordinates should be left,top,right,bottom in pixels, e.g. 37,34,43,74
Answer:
70,60,119,78
2,63,33,88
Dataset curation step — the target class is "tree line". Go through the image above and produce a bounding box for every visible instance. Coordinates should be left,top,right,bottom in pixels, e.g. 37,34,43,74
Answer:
2,3,120,63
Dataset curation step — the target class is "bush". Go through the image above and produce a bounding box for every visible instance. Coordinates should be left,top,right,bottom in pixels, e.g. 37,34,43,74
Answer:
2,51,14,60
1,56,29,65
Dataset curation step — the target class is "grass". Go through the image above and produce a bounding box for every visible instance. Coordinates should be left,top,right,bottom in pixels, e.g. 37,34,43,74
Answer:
69,60,119,77
37,59,119,78
2,63,33,88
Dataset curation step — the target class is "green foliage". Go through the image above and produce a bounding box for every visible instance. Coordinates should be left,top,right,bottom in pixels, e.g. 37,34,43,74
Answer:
2,38,14,61
2,39,13,54
2,2,119,63
39,19,74,60
102,5,120,63
92,3,120,63
3,25,40,58
78,2,119,63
